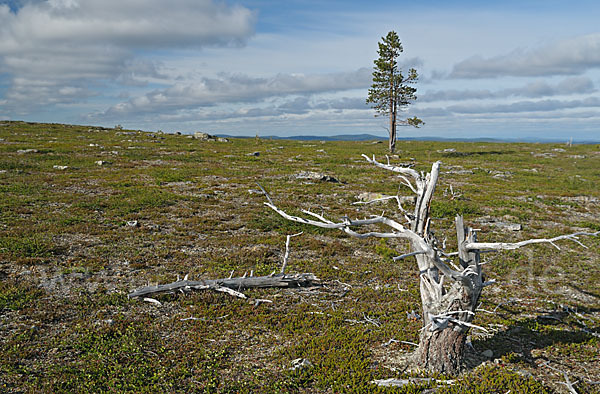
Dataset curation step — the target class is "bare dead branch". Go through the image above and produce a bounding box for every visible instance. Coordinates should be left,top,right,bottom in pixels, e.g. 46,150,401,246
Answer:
362,154,421,182
265,201,410,236
128,273,319,299
398,175,418,194
143,297,162,306
542,361,580,394
466,231,600,251
264,199,464,282
353,195,410,213
256,182,274,205
393,250,427,261
281,232,303,274
416,162,441,235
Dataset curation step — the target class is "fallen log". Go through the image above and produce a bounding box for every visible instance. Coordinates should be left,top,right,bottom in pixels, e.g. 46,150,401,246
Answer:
128,273,320,299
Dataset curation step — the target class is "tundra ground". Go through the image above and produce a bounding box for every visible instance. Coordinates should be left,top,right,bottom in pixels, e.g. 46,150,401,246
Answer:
1,121,599,392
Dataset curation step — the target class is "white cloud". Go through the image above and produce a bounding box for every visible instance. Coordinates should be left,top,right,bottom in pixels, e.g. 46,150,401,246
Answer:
1,0,254,48
99,68,372,117
450,33,600,78
0,0,255,111
421,77,596,102
446,97,600,114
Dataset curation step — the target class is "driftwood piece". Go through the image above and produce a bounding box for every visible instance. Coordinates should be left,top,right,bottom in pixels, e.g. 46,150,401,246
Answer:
128,273,320,299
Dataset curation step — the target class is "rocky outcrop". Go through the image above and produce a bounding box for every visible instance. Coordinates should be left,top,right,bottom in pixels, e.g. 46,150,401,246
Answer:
194,132,229,142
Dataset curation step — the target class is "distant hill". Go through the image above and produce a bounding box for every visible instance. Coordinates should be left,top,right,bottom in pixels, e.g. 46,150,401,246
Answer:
2,121,597,143
215,133,600,144
215,133,385,141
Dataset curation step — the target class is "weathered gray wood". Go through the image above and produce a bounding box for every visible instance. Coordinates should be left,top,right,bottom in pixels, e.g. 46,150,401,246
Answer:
281,232,303,274
372,377,455,387
466,231,599,251
262,154,599,375
128,273,319,299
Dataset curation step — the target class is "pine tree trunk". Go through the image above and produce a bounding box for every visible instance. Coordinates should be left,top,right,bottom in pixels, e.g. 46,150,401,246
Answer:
411,267,475,375
413,327,467,375
389,63,396,153
408,216,484,375
389,103,396,153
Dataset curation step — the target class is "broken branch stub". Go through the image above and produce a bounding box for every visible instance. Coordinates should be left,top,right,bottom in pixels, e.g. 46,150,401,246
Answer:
262,154,599,375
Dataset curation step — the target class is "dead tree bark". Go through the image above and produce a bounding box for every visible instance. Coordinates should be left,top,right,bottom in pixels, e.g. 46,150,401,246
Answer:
263,154,599,375
128,273,319,299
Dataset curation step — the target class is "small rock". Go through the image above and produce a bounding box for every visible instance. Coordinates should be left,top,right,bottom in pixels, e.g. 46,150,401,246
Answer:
491,171,512,179
126,220,139,227
194,132,211,140
559,195,598,203
532,152,555,158
53,165,68,170
295,171,339,183
290,358,313,371
552,148,566,152
445,169,474,175
406,310,421,320
482,349,494,358
476,217,522,231
320,175,338,182
247,151,260,157
146,223,161,232
17,148,39,154
95,160,109,166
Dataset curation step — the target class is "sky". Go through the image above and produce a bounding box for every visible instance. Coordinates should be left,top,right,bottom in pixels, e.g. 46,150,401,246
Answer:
1,0,600,141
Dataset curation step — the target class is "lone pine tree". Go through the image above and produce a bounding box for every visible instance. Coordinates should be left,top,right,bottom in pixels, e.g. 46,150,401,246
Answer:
366,31,423,153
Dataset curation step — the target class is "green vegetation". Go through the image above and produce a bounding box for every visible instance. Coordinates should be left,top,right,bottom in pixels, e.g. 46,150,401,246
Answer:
0,121,599,392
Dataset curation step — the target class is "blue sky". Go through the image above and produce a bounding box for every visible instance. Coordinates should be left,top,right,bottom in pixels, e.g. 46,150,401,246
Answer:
1,0,599,140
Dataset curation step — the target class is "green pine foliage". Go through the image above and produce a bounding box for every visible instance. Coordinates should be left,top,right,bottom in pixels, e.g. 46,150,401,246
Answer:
366,31,423,152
